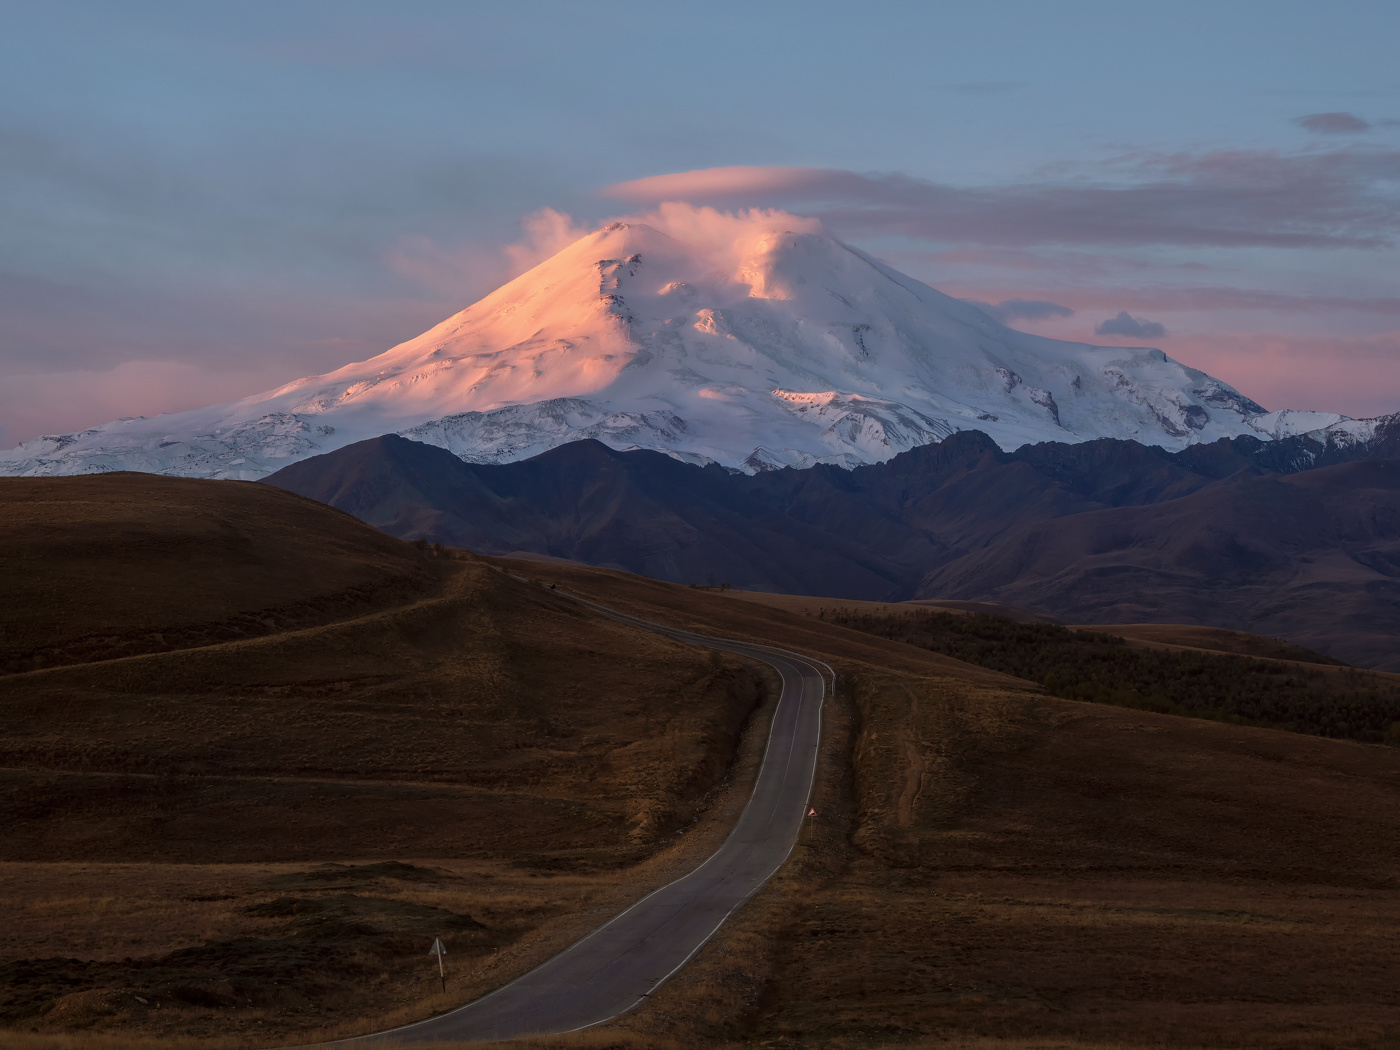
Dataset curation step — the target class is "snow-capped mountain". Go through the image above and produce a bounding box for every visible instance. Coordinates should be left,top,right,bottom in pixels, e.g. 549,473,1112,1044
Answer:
0,216,1358,479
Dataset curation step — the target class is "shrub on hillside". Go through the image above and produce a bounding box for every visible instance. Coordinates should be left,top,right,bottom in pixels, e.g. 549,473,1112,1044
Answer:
831,610,1400,745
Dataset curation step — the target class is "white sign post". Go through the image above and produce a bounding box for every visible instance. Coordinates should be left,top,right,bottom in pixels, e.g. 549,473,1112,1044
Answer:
429,937,447,992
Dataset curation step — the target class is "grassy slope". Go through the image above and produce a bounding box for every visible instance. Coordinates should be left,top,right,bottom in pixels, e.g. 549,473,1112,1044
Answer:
824,609,1400,743
6,476,1400,1048
1075,622,1343,662
0,479,774,1043
506,563,1400,1050
726,588,1344,659
0,474,434,673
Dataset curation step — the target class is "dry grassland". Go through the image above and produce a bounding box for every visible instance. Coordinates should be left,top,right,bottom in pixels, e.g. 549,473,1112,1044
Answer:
0,474,434,675
724,589,1052,624
510,563,1400,1050
1074,624,1400,686
0,479,778,1044
6,475,1400,1049
728,589,1340,664
0,1033,1259,1050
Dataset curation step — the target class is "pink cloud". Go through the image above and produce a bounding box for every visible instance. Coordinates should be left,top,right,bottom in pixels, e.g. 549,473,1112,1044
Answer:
605,166,826,201
503,207,594,274
939,283,1400,318
602,152,1400,250
622,201,823,271
1114,287,1400,316
895,246,1210,276
387,201,824,304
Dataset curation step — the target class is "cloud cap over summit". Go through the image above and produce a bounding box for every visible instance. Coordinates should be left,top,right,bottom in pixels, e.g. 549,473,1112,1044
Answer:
0,207,1287,481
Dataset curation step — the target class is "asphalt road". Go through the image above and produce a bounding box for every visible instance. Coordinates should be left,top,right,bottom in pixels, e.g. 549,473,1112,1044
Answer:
337,597,830,1045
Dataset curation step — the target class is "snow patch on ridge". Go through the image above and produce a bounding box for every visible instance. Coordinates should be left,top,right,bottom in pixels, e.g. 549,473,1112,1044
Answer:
770,390,956,459
1246,409,1352,440
400,398,691,465
0,413,333,480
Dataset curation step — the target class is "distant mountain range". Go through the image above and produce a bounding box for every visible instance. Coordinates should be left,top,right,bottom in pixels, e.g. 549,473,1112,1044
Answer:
265,417,1400,671
0,216,1374,479
10,210,1394,670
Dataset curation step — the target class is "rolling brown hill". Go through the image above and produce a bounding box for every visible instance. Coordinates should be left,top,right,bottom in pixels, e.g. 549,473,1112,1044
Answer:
489,562,1400,1050
4,474,1400,1049
918,458,1400,669
0,475,777,1043
0,473,433,674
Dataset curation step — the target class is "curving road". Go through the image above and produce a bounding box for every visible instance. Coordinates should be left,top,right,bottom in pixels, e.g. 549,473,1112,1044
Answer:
335,597,830,1045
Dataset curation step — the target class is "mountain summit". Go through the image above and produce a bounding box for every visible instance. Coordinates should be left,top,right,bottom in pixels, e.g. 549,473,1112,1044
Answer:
0,211,1359,478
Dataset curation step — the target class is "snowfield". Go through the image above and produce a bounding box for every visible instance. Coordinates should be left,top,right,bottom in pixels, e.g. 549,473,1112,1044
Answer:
0,215,1366,479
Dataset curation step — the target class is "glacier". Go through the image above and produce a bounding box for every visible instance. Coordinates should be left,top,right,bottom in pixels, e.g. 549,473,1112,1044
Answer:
0,216,1361,479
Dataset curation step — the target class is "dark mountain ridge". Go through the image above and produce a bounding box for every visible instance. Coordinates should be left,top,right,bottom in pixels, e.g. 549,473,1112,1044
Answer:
264,418,1400,669
919,459,1400,670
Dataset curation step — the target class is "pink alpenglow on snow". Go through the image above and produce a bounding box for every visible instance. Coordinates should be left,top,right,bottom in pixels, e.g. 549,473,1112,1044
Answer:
602,161,1400,420
0,206,1360,481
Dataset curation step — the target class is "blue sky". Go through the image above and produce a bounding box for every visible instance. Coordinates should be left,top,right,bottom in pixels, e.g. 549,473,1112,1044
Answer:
2,0,1398,444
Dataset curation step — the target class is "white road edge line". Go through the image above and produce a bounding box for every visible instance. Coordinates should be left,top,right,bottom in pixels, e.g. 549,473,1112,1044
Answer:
333,585,831,1046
